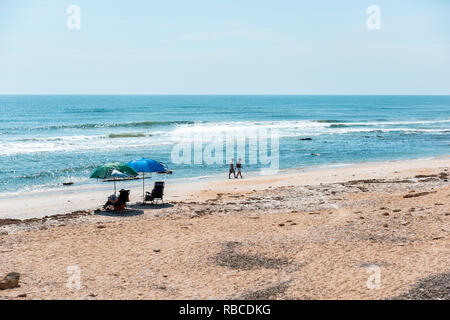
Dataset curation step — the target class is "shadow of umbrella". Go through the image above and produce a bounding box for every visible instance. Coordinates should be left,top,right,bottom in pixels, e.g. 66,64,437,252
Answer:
94,209,144,217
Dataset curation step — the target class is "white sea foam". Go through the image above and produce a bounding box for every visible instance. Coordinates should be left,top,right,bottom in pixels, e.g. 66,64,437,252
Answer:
346,119,450,126
1,119,448,156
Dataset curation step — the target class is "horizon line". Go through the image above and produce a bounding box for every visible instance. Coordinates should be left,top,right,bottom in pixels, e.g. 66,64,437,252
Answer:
1,93,450,96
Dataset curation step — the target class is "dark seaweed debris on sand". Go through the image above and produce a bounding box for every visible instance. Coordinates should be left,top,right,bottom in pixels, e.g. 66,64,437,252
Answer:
0,210,92,227
393,273,450,300
237,281,291,300
214,241,290,270
403,191,437,198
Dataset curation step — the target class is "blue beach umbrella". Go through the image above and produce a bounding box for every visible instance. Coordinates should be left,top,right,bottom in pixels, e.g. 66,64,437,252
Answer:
127,158,168,202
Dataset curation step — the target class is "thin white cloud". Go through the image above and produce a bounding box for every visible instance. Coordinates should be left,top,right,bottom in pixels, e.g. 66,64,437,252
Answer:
162,27,276,44
180,29,270,42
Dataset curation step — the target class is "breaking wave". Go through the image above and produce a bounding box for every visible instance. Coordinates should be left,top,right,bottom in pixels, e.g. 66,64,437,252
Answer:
1,119,448,156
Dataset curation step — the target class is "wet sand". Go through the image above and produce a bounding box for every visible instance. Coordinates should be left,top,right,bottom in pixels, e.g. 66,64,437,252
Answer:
0,157,449,300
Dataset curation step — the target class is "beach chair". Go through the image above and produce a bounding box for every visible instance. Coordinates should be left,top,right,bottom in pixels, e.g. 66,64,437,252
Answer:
113,189,130,210
145,181,165,204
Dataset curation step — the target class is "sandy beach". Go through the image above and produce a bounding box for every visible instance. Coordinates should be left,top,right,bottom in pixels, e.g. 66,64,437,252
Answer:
2,0,449,306
0,157,449,300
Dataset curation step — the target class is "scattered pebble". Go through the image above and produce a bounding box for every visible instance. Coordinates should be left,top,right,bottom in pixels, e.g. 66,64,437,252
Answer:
0,272,20,290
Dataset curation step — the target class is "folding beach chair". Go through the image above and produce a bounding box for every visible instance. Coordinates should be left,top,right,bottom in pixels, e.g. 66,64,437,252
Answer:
114,189,130,210
103,189,130,211
145,181,165,204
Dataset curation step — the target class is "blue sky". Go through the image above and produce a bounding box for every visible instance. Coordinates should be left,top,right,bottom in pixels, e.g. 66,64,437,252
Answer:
0,0,449,94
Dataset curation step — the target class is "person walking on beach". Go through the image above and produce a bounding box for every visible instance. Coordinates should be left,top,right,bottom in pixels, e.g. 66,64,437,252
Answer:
229,158,236,179
236,158,243,179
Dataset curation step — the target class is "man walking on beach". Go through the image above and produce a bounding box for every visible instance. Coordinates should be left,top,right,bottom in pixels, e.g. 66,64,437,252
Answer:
236,158,243,179
229,158,236,179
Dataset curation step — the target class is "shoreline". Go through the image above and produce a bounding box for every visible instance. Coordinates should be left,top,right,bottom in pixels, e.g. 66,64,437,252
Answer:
2,154,449,201
0,155,449,221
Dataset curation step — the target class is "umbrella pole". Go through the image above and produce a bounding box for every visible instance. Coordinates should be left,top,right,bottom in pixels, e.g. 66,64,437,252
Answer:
114,179,117,195
142,173,145,203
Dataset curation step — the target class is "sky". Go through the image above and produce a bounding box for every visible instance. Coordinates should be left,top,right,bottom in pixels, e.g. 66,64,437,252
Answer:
0,0,449,94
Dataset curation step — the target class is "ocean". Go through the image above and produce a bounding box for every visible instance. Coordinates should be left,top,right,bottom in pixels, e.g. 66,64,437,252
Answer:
0,95,449,194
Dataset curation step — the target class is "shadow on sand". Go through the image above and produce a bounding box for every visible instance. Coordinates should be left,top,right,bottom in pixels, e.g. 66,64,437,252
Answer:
129,203,175,210
93,202,174,217
94,208,145,217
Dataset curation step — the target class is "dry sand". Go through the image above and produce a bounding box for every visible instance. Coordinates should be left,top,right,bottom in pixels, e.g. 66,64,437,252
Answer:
0,157,449,300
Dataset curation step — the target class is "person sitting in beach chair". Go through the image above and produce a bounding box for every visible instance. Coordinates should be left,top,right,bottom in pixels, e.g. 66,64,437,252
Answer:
145,181,165,204
103,189,130,210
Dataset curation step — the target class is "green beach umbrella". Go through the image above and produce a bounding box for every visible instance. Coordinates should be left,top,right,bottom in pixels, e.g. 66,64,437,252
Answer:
90,162,138,194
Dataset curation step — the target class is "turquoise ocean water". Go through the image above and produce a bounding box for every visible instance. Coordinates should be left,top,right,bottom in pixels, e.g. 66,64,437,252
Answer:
0,95,449,194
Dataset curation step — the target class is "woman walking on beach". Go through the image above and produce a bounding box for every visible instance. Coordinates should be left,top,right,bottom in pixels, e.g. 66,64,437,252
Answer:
236,158,243,179
229,158,236,179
